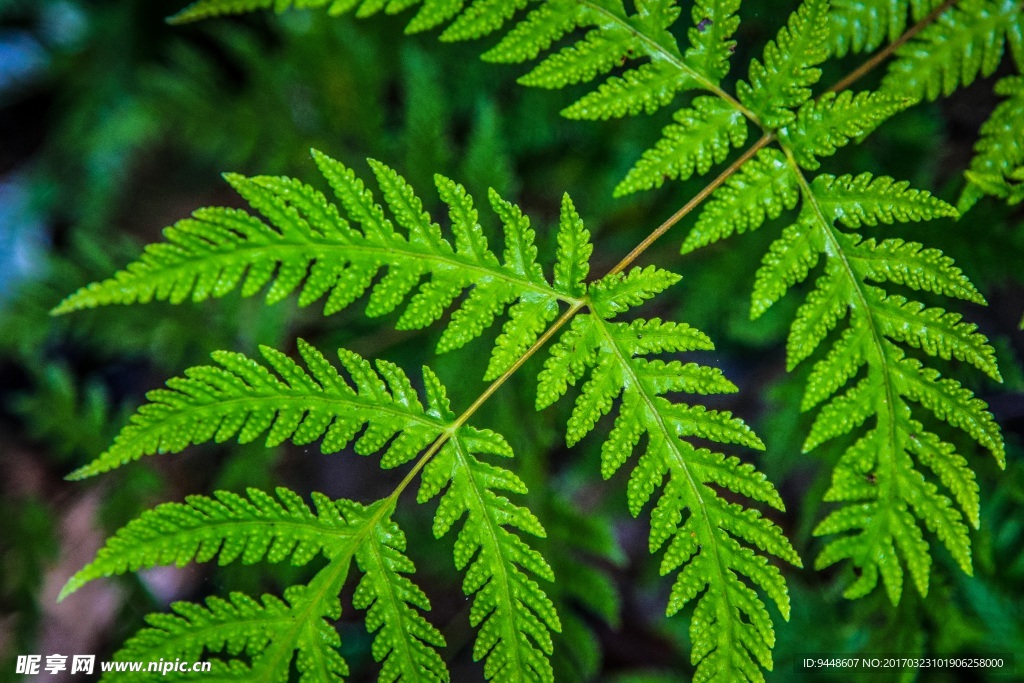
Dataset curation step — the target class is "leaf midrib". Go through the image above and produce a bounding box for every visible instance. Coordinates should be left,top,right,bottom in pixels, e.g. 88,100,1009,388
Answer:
64,238,578,310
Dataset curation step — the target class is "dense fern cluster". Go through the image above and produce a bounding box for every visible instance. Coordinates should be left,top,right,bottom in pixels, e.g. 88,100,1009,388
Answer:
52,0,1021,680
59,157,791,680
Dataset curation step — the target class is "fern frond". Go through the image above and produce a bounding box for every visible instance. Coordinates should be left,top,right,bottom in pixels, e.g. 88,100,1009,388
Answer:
538,287,800,680
418,375,560,683
959,75,1024,212
827,0,947,57
740,162,1005,604
882,0,1024,102
106,592,299,679
485,0,754,197
680,148,800,254
67,498,413,682
737,0,831,128
99,499,444,679
354,511,449,683
58,487,356,600
66,339,448,479
62,337,560,680
614,96,748,196
54,153,588,382
169,0,467,34
168,0,334,26
499,0,740,112
780,90,911,170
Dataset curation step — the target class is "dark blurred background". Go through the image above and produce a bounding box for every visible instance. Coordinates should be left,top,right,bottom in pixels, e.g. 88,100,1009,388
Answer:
0,1,1022,681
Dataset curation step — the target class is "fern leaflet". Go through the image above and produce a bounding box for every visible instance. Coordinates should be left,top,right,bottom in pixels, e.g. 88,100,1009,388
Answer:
662,1,1009,602
354,510,450,683
536,265,800,681
736,0,831,128
882,0,1024,102
959,75,1024,211
418,388,561,682
54,152,592,382
827,0,947,57
59,487,358,599
690,150,1004,603
65,497,430,682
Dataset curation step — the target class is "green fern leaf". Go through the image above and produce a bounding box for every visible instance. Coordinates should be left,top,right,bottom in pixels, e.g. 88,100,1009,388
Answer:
168,0,339,25
354,512,449,683
553,194,592,298
681,148,800,254
53,153,587,383
882,0,1024,102
959,75,1024,212
684,0,742,84
781,90,911,170
842,234,987,305
868,288,1001,381
482,0,753,193
547,0,740,120
827,0,947,57
500,0,740,109
742,158,1005,604
480,0,578,63
588,265,681,318
66,339,447,479
811,172,959,226
439,0,529,42
104,592,302,680
737,0,831,128
63,338,559,680
417,378,560,683
67,498,389,682
537,302,800,682
170,0,483,35
751,209,826,319
614,96,748,196
58,487,357,600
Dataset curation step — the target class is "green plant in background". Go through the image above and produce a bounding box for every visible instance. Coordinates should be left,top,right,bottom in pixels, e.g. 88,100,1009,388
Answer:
2,0,1022,681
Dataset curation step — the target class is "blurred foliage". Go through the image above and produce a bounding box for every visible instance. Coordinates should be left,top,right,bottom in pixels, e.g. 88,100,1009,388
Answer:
0,0,1022,681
